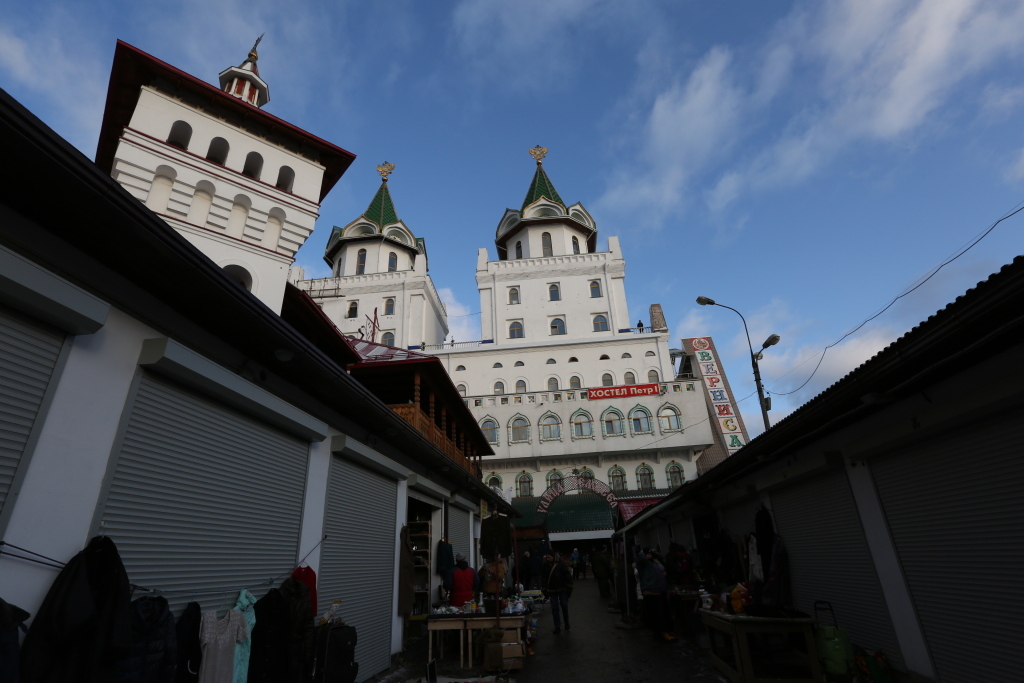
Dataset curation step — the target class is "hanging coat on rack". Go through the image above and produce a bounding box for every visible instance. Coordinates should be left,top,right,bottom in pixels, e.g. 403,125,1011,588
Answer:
174,602,202,683
290,566,317,617
232,590,257,683
436,539,455,577
111,596,177,683
20,535,133,683
398,526,415,616
247,589,289,682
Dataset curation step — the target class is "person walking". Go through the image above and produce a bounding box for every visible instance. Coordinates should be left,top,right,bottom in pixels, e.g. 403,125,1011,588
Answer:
591,545,613,599
635,546,675,641
444,553,478,609
569,548,581,580
542,552,573,634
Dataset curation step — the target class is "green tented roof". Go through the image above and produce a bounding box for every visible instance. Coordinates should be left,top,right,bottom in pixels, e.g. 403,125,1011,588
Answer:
364,181,398,227
512,493,614,533
521,164,565,211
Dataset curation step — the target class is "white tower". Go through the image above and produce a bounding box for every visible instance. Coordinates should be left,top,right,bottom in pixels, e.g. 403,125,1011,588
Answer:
98,39,354,313
296,163,449,347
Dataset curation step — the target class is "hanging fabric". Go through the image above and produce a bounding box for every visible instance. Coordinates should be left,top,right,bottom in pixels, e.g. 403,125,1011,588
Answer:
436,539,455,577
290,566,317,617
232,590,257,683
247,589,288,682
110,596,176,682
398,526,415,616
479,514,513,558
197,609,248,683
20,535,133,682
278,578,314,683
175,602,203,683
0,596,30,683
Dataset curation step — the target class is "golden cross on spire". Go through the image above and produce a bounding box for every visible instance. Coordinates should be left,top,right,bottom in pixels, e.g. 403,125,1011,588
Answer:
377,161,395,181
248,34,264,61
529,145,548,164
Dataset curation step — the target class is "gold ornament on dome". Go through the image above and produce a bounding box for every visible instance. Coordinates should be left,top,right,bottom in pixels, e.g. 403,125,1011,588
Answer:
529,145,548,163
377,161,395,181
248,34,264,61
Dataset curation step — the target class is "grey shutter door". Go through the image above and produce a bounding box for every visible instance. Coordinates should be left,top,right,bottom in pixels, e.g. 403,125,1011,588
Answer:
449,506,471,561
320,457,397,683
0,307,64,518
871,421,1024,682
771,470,904,669
100,372,309,613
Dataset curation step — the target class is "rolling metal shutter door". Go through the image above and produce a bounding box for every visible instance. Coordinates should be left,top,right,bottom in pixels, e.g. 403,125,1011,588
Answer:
320,457,397,683
100,372,309,613
449,506,471,561
771,470,904,669
871,421,1024,682
0,307,64,519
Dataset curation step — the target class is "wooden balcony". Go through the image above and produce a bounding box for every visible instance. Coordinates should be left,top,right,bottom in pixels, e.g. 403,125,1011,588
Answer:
388,403,478,475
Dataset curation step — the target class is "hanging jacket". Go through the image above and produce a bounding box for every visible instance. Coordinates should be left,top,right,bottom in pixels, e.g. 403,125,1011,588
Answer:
233,590,257,683
112,596,177,683
279,578,313,683
20,535,133,683
448,562,477,607
436,540,455,577
174,602,202,683
290,566,318,617
0,597,30,683
397,527,415,616
247,589,289,683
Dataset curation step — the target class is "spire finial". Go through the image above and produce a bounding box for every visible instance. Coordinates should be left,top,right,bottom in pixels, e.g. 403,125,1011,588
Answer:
376,161,395,182
248,34,264,61
529,145,548,165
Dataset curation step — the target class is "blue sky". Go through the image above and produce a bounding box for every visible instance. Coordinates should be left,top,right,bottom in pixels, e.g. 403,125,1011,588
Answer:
3,0,1024,435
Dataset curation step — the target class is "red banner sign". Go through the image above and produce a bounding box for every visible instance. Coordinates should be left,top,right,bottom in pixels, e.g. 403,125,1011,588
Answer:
586,383,660,400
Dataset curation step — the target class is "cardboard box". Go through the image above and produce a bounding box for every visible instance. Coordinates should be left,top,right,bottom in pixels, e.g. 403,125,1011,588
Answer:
500,629,519,643
501,643,524,670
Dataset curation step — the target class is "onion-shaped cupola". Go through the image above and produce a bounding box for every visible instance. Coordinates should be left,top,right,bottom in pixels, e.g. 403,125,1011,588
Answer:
219,35,270,108
494,146,597,260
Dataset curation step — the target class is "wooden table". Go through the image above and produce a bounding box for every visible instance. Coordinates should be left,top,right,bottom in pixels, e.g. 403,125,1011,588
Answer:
426,616,467,668
701,610,822,683
462,614,526,668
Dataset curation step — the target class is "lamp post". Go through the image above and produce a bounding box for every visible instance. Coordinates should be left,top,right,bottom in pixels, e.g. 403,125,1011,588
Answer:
696,296,779,431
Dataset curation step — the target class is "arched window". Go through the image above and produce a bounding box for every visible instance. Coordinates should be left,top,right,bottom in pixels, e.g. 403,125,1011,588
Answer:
646,351,656,357
572,412,593,437
166,120,192,150
667,463,684,488
542,232,553,257
540,415,561,440
381,332,395,346
599,354,610,360
547,470,563,487
242,152,263,179
493,362,504,368
456,365,466,371
572,236,580,254
146,168,176,213
631,407,653,433
609,467,626,492
550,318,566,335
356,249,367,275
590,281,602,298
603,409,624,435
516,472,533,497
570,376,582,389
624,372,636,385
622,353,632,359
509,288,520,305
637,465,654,489
225,193,250,238
494,381,505,395
579,469,595,484
509,321,524,338
546,358,556,364
547,377,559,391
481,420,499,444
659,406,682,431
263,208,284,250
516,380,527,393
384,298,395,316
206,137,229,165
549,283,560,301
648,369,660,383
511,417,530,442
346,301,358,318
487,474,502,490
275,166,295,192
568,357,578,363
515,241,523,259
602,373,614,387
457,383,467,396
187,182,214,226
223,264,252,291
388,252,398,272
593,315,609,332
514,361,525,367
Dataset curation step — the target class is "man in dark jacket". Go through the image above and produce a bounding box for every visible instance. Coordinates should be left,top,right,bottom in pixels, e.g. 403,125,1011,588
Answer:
541,553,573,633
635,547,675,641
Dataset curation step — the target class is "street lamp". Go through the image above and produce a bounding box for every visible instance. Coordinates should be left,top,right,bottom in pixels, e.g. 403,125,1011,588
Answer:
696,296,779,431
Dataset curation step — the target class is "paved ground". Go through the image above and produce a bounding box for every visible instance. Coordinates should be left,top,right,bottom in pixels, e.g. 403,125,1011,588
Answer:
385,577,727,683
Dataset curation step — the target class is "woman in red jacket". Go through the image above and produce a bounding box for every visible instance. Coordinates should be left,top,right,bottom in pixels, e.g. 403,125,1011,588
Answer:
445,553,479,608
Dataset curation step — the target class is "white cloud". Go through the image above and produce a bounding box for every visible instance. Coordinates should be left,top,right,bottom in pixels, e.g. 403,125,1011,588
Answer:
438,287,481,343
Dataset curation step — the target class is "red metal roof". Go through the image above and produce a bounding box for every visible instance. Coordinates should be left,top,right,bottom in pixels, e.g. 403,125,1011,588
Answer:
96,40,355,202
348,338,436,364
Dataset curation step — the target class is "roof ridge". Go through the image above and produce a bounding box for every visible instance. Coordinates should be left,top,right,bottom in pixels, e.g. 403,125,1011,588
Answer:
364,181,399,227
521,163,565,211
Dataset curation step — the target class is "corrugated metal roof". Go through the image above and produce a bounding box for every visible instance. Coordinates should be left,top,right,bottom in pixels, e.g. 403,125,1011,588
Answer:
348,337,435,363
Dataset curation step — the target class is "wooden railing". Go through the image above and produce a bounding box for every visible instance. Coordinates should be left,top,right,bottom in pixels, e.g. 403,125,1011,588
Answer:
388,404,477,475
